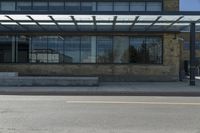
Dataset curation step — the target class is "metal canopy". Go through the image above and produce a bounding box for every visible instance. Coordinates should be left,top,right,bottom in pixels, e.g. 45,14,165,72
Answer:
0,11,199,32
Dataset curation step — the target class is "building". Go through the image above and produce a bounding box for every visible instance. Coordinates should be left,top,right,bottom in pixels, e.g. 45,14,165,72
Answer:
0,0,199,82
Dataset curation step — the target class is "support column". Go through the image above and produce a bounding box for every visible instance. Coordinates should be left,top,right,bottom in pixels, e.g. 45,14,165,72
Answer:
11,36,15,63
190,23,196,86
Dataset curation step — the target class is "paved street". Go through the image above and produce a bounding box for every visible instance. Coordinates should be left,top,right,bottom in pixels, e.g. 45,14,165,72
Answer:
1,96,200,133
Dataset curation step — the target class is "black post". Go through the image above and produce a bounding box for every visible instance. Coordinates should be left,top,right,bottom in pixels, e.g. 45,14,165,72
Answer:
190,23,196,86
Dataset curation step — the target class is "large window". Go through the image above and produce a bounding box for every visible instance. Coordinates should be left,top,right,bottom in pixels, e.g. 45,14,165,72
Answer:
97,36,113,63
1,1,15,11
0,1,162,12
33,2,48,11
17,2,32,11
49,2,64,11
130,37,146,63
146,2,162,11
113,36,129,63
81,36,96,63
184,41,200,50
130,2,145,11
146,37,162,64
0,36,13,63
130,36,162,64
17,36,30,63
0,35,162,64
81,2,96,11
114,2,129,11
48,36,64,63
65,2,80,11
64,36,80,63
97,2,113,11
30,36,48,63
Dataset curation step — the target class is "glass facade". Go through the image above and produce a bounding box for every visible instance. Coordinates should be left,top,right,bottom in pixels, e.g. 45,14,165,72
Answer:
0,1,162,12
97,36,113,63
17,1,32,11
146,2,162,11
184,41,200,50
130,37,146,63
0,36,13,63
113,36,129,63
1,1,15,11
0,35,163,64
130,36,162,64
64,36,80,63
17,36,30,63
32,2,48,11
49,2,64,11
31,36,48,63
130,2,145,11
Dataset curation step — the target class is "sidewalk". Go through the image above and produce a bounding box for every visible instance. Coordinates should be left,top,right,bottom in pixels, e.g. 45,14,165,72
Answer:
0,80,199,96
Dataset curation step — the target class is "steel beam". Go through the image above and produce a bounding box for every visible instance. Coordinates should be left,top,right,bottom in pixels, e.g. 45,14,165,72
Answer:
129,16,139,31
27,16,47,31
5,15,28,31
112,16,117,31
92,16,97,31
165,16,184,30
190,22,196,86
145,16,161,31
49,16,63,31
71,16,79,31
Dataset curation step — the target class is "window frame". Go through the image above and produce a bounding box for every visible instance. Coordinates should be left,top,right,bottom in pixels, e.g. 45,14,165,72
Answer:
0,35,163,65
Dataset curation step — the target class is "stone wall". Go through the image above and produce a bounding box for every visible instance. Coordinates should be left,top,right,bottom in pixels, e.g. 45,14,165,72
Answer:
0,34,181,81
164,0,179,11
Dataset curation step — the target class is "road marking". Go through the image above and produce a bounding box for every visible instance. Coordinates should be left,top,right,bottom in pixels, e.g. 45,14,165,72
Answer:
66,101,200,106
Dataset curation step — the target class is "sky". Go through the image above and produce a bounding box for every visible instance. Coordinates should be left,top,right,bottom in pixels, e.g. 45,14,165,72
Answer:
180,0,200,11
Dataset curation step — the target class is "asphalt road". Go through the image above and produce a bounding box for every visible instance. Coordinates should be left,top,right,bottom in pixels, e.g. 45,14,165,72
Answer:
1,96,200,133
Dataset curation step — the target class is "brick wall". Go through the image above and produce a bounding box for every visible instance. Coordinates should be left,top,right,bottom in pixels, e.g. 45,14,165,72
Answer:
164,0,179,11
0,34,181,81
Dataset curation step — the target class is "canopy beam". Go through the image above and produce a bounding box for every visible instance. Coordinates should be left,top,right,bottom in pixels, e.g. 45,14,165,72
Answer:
190,22,196,86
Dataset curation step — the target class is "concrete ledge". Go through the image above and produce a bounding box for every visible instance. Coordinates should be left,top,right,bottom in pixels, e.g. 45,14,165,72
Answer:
0,77,99,87
0,72,18,77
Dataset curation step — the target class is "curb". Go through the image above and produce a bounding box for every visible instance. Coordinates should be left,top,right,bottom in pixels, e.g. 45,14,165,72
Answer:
1,90,200,97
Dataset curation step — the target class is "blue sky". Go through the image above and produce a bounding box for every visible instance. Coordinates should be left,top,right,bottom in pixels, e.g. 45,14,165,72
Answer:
180,0,200,11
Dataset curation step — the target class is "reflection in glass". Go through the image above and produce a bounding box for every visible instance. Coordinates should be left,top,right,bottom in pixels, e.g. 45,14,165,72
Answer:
33,2,48,10
146,37,162,64
146,2,162,11
31,36,48,63
1,2,15,11
113,36,129,63
97,36,113,63
48,36,64,63
81,2,96,11
64,36,80,63
114,2,129,11
65,2,80,11
97,2,113,11
0,36,13,63
18,36,30,63
49,2,64,11
81,36,96,63
130,2,145,11
17,2,32,11
130,37,146,63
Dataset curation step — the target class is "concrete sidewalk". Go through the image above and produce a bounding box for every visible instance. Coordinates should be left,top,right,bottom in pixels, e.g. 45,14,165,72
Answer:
0,80,200,96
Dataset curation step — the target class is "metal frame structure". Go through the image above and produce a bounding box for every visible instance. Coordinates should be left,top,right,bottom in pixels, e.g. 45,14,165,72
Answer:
0,11,199,85
0,11,199,33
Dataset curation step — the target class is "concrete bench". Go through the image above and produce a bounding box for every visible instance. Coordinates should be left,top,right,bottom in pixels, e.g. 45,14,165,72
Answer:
0,72,18,77
0,76,99,86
